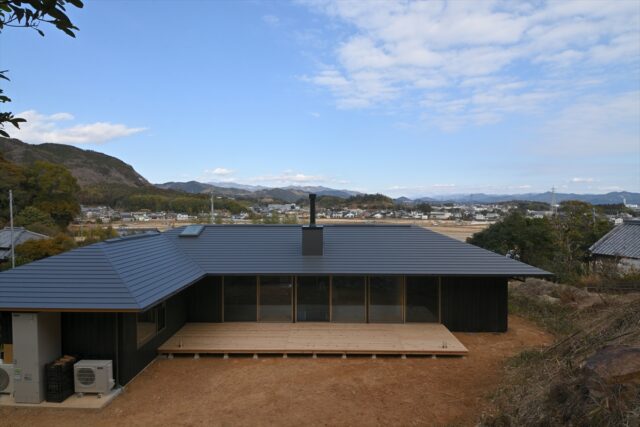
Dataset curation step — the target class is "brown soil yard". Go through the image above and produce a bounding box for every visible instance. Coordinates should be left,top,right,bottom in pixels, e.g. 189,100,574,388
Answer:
0,316,551,427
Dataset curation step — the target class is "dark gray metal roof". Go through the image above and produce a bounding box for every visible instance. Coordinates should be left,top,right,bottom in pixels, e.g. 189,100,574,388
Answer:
0,232,203,311
0,225,550,311
590,220,640,259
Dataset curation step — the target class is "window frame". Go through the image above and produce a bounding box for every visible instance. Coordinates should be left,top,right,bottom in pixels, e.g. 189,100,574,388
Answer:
136,302,167,348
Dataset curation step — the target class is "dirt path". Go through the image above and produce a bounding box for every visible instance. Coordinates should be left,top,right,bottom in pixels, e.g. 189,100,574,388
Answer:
0,316,552,427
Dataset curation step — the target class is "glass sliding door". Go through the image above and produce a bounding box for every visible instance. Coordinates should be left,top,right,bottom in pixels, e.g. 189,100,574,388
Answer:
405,276,439,322
224,276,257,321
297,276,330,321
331,276,366,323
259,276,293,322
369,276,403,323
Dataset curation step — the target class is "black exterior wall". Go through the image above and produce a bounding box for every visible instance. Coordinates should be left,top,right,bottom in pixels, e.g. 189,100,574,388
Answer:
0,311,12,344
60,290,189,386
117,290,188,384
48,274,508,386
440,276,508,332
186,275,222,322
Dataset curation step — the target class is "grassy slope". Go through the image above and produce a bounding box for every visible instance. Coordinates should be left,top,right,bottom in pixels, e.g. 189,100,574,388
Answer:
483,284,640,426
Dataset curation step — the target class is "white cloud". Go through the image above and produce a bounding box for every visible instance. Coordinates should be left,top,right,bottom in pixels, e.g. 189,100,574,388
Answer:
12,110,146,145
199,167,236,182
247,171,327,185
196,168,347,187
537,91,640,155
300,0,640,129
571,177,595,183
212,167,234,176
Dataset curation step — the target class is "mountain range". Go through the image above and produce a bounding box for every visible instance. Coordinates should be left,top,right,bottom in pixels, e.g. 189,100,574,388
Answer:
156,181,362,203
1,137,638,206
157,181,640,205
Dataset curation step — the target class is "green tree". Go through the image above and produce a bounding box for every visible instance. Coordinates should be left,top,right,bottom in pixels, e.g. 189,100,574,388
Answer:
468,212,556,269
24,161,80,227
416,203,432,214
551,201,613,281
0,153,28,225
14,205,57,235
15,205,54,227
469,204,613,283
10,233,76,267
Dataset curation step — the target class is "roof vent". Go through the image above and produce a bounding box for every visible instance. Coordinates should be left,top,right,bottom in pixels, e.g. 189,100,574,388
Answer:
302,194,323,256
179,225,205,237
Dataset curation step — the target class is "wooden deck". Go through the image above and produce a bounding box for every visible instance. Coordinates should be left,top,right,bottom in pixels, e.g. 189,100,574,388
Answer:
158,323,468,356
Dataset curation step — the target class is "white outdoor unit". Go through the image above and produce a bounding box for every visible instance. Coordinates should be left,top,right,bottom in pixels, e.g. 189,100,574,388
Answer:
0,364,13,394
74,360,114,395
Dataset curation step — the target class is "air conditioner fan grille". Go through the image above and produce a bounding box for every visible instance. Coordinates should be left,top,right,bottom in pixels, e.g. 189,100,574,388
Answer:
77,367,96,386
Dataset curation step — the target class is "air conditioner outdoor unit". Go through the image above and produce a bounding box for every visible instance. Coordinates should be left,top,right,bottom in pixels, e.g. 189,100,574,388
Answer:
0,363,14,395
73,360,114,395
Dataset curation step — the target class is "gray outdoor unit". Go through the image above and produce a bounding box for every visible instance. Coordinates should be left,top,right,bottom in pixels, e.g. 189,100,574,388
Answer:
11,312,61,404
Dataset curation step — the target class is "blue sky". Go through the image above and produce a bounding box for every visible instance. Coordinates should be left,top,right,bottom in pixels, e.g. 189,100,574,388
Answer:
2,0,639,197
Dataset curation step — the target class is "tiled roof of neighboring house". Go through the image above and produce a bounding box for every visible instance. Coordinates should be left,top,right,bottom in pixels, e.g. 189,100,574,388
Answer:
0,225,551,311
0,227,49,261
590,219,640,260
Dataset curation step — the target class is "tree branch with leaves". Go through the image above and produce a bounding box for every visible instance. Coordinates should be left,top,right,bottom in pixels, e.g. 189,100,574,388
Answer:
0,0,83,137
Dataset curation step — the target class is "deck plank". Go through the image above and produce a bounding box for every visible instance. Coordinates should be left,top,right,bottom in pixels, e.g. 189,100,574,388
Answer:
158,323,468,355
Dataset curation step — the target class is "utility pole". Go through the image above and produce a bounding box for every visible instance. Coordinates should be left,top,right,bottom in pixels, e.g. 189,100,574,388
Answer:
551,186,557,216
214,190,215,224
9,190,15,269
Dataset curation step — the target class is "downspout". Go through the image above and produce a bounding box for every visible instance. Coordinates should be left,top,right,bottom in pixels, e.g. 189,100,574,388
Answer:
115,313,120,386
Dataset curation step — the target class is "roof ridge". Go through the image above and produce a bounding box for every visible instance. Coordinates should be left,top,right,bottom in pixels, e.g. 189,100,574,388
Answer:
98,241,143,309
102,232,205,309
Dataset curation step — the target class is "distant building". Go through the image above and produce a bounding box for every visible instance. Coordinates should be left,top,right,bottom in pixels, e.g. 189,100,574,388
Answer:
590,219,640,271
267,204,299,213
0,227,49,263
430,211,451,220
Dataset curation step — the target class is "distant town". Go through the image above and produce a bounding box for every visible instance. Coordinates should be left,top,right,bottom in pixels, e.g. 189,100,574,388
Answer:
78,197,640,237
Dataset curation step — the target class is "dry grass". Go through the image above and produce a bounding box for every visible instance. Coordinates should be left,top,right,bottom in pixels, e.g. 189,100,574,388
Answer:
484,291,640,426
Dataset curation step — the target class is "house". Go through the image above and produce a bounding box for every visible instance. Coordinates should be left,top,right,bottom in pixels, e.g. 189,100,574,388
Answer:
267,204,298,213
0,227,49,264
430,211,451,220
589,219,640,271
0,194,549,400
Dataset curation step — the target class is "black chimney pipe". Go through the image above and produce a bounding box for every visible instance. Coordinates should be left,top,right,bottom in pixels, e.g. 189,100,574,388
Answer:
302,193,323,255
309,193,316,227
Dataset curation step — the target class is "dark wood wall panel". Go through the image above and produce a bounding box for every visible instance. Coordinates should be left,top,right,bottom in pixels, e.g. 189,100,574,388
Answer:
441,277,508,332
61,313,118,379
0,311,12,344
186,276,222,322
118,291,188,385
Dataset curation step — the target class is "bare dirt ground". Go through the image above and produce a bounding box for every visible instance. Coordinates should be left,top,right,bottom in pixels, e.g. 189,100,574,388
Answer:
0,316,551,427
